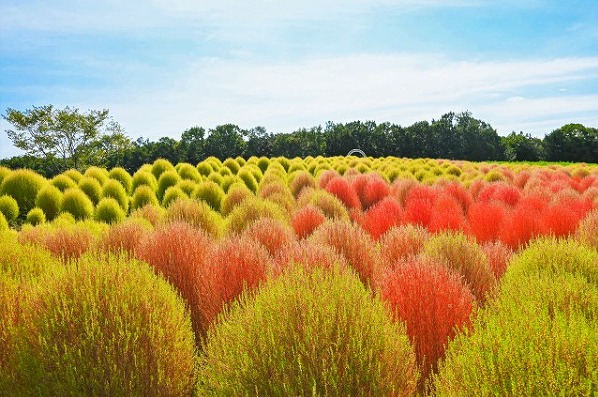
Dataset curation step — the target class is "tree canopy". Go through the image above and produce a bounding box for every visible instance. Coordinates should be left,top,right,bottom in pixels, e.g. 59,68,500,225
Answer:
3,105,130,173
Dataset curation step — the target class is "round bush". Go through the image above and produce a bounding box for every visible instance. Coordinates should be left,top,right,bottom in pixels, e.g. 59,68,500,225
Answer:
131,185,160,210
162,186,188,208
221,183,252,216
434,239,598,396
0,167,11,185
10,254,197,396
156,170,181,201
164,198,224,238
35,185,62,221
83,166,109,185
0,195,19,223
108,167,133,193
237,168,258,192
197,265,418,396
196,161,213,177
131,170,158,192
225,196,289,235
60,188,95,221
95,197,126,224
380,255,475,391
0,212,8,231
177,163,201,182
25,207,46,226
177,179,198,196
0,169,47,217
423,231,496,303
151,158,175,180
222,158,240,174
62,169,83,183
50,174,77,192
101,179,129,213
192,180,225,212
77,176,103,205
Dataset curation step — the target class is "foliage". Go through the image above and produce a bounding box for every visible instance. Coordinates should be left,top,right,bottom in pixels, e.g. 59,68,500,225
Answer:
197,265,418,396
3,105,130,172
7,254,197,396
60,188,95,221
0,195,19,223
95,197,126,224
0,169,47,217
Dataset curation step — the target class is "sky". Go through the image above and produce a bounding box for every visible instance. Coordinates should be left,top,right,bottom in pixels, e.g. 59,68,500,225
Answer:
1,0,598,159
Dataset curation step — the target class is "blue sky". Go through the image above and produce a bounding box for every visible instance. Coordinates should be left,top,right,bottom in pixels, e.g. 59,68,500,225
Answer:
1,0,598,159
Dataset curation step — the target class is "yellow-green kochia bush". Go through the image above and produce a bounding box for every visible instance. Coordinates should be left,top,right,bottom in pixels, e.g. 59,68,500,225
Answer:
101,179,129,213
0,169,47,218
433,239,598,396
192,180,225,212
77,176,103,205
95,197,126,224
25,207,46,226
131,185,160,210
197,265,418,396
156,170,181,201
60,188,95,220
0,195,19,223
0,212,8,231
107,167,132,193
9,254,198,397
35,184,62,221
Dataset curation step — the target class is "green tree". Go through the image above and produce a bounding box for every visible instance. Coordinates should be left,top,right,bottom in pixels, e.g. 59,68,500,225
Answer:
502,132,544,161
179,126,205,164
204,124,246,159
3,105,129,172
544,123,598,163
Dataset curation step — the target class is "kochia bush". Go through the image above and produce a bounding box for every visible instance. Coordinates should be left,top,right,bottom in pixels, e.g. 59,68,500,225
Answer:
9,254,197,396
35,184,62,221
77,176,103,205
60,188,95,221
0,195,19,223
379,255,475,392
0,169,47,218
434,239,598,396
197,265,418,396
95,197,126,224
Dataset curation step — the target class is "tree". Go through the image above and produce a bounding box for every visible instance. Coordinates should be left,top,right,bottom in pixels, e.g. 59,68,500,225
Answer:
204,124,246,159
179,126,205,164
544,124,598,163
3,105,129,172
502,132,544,161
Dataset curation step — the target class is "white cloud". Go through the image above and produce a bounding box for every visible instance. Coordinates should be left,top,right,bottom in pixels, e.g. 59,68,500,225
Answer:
102,53,598,140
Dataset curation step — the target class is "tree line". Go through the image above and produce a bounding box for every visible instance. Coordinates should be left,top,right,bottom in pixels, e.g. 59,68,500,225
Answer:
2,105,597,177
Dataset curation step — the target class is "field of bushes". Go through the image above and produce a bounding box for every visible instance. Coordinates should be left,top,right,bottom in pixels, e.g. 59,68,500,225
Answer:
1,155,597,396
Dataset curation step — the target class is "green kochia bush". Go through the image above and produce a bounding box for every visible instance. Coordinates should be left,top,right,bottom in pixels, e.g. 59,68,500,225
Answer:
0,169,47,218
0,195,19,223
101,179,129,213
25,207,46,226
156,170,181,201
60,188,95,220
9,254,198,396
77,176,103,205
197,265,418,396
434,239,598,396
131,185,160,210
95,197,126,224
108,167,133,193
35,185,62,221
0,212,8,231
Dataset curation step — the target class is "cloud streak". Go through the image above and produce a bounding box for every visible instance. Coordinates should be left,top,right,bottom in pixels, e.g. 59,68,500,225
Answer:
103,53,598,140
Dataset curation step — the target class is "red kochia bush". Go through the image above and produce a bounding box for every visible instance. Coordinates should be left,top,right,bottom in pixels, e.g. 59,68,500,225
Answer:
499,196,545,249
360,197,404,240
380,255,475,390
467,200,508,243
137,222,214,339
325,177,361,211
291,205,326,239
241,217,296,256
272,239,348,275
351,173,390,210
310,220,380,285
199,236,270,327
428,194,467,234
